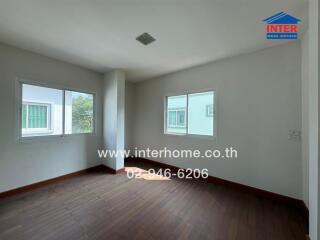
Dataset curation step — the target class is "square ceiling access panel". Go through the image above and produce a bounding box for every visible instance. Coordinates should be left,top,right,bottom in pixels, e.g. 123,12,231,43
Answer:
136,32,156,45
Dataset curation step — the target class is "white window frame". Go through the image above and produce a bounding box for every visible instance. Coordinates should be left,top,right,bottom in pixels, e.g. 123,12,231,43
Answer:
16,78,97,142
164,89,216,139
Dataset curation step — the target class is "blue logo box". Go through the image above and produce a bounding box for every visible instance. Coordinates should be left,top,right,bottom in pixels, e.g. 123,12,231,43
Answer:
266,33,298,40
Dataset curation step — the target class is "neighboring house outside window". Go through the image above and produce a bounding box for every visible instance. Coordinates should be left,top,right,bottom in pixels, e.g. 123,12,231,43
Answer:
168,108,186,128
165,91,214,136
206,104,214,117
22,102,51,135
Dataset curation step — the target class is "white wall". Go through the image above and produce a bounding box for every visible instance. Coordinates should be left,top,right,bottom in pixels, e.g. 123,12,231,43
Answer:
301,32,309,208
132,42,302,199
102,70,125,170
125,81,135,152
0,43,103,193
303,0,319,238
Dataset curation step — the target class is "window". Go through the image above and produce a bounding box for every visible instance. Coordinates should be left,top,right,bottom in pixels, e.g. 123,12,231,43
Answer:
22,84,62,137
166,95,187,134
65,91,94,134
165,91,214,137
20,83,95,138
188,92,214,136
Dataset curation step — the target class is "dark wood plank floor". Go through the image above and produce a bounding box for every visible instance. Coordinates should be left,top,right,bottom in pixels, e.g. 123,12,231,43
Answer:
0,160,308,240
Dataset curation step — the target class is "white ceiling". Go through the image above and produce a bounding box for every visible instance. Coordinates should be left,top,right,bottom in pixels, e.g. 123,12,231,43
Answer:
0,0,308,82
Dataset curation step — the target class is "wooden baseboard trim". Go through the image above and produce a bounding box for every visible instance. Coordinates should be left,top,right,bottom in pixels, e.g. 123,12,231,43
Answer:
126,157,309,221
102,165,125,174
0,165,108,199
116,168,125,174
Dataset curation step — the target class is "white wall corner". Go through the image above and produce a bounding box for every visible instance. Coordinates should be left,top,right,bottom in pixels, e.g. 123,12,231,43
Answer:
301,31,309,208
102,70,126,170
307,0,319,239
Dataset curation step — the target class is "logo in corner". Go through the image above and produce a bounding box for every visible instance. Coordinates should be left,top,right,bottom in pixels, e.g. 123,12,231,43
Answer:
263,12,301,40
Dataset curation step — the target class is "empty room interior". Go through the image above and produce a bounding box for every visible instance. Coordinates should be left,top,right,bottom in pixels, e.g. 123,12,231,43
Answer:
0,1,319,240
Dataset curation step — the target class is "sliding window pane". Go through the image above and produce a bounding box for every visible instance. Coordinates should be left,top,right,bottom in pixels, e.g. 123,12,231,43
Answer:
65,91,94,134
22,84,63,137
166,95,187,134
188,91,214,136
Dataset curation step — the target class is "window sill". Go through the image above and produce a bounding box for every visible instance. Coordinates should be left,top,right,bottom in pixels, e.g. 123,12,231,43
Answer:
22,130,54,137
18,132,97,143
164,132,216,140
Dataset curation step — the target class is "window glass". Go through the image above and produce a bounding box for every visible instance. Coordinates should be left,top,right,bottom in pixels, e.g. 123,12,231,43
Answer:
65,91,94,134
177,110,186,126
166,95,187,134
206,104,214,117
165,91,214,137
22,84,63,137
168,111,177,126
188,91,214,136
